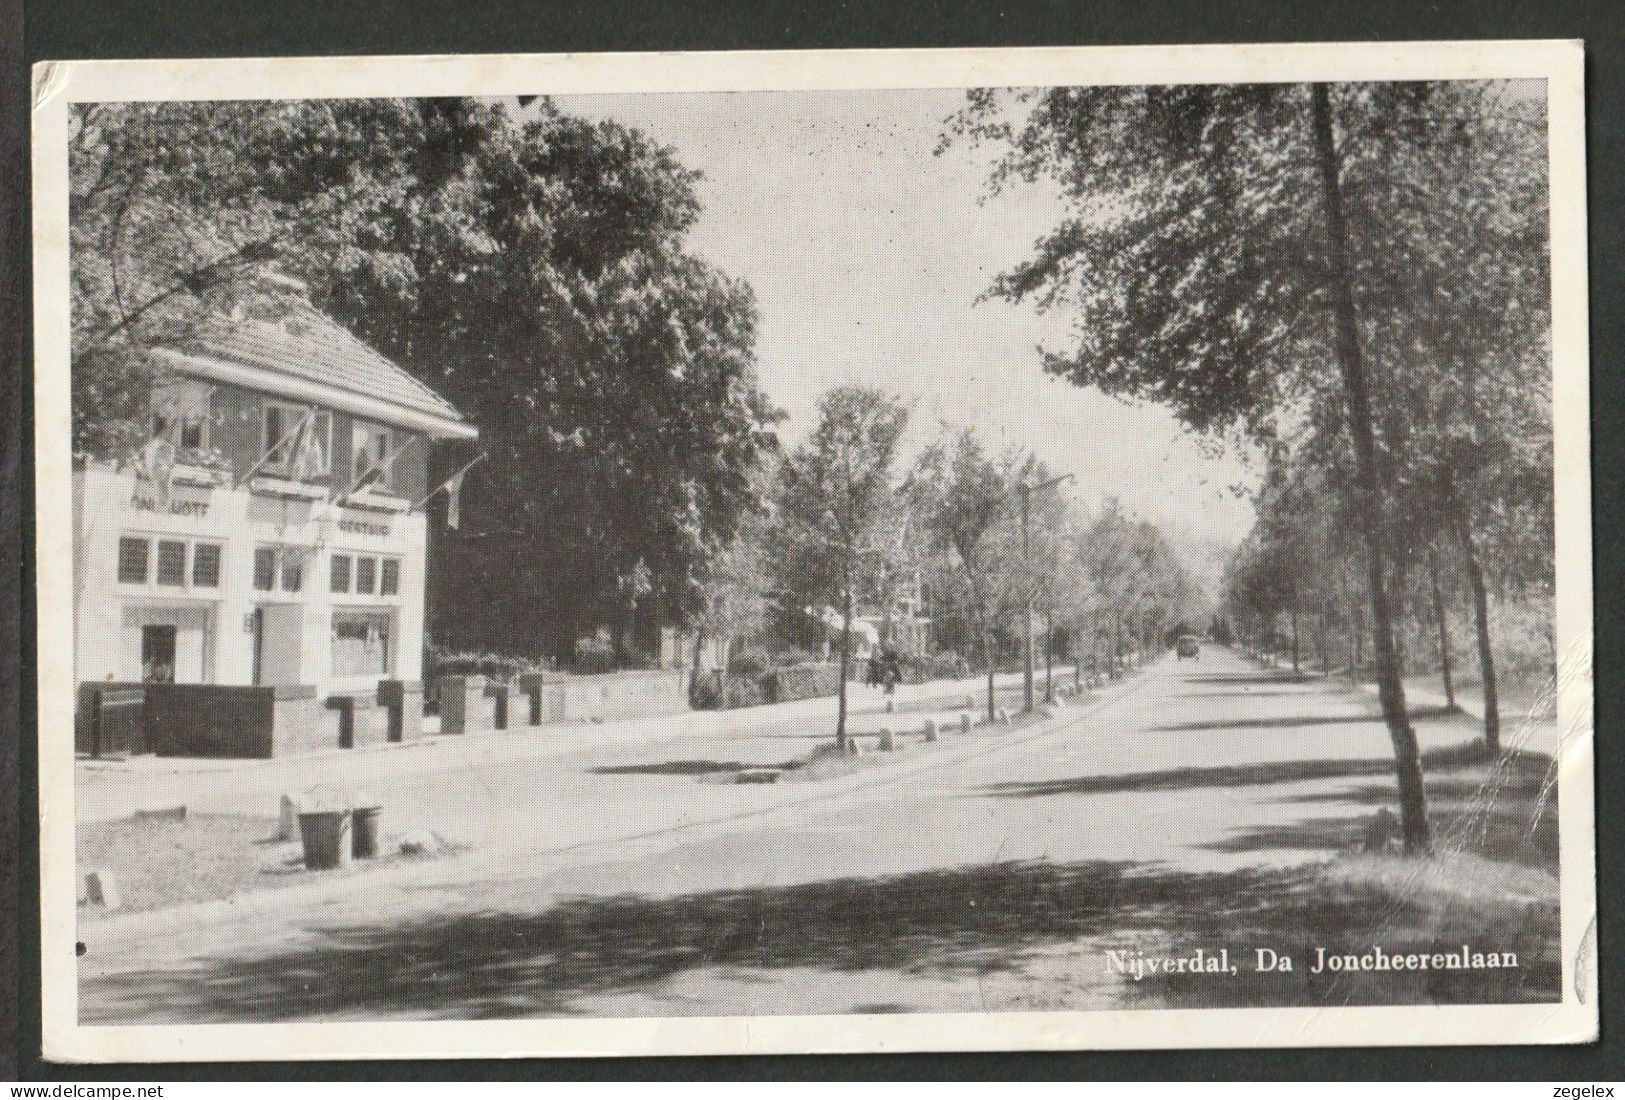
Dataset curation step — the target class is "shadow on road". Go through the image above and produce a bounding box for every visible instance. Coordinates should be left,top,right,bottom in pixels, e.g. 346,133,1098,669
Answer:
1150,706,1458,734
1178,673,1317,686
590,759,803,777
981,740,1549,801
80,848,1559,1023
1176,689,1350,699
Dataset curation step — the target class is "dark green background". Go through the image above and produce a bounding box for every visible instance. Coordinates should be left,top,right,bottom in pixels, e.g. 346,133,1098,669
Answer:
7,0,1621,1082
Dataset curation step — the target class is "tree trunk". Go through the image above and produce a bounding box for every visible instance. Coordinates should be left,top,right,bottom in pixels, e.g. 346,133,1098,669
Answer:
985,624,997,722
1453,509,1501,754
836,578,852,750
1290,599,1301,674
1044,611,1055,703
1311,84,1430,854
1427,548,1457,710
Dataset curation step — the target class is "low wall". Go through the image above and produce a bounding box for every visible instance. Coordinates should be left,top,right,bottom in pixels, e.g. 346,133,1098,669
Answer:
147,684,336,758
551,668,691,722
443,668,692,729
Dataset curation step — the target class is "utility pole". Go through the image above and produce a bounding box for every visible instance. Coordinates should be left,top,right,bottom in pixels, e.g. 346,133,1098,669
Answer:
1019,472,1074,712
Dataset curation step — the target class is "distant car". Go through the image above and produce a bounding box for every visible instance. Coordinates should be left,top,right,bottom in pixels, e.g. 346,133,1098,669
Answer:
1176,635,1201,660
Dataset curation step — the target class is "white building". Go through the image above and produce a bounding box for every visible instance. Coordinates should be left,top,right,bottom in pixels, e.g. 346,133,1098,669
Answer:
73,297,476,706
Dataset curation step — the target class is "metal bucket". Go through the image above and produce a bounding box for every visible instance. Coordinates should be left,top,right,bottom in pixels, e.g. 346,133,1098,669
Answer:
351,805,382,860
297,809,353,870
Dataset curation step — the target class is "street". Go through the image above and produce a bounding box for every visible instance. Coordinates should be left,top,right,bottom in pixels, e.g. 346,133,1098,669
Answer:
76,646,1560,1022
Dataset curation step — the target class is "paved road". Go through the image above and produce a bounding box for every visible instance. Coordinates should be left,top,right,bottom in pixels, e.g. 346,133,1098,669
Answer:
78,646,1517,1023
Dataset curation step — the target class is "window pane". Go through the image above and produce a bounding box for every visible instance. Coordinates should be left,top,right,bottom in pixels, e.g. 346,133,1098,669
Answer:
281,552,303,593
330,554,351,593
117,538,149,584
253,547,276,591
156,541,186,586
332,612,391,677
355,556,376,594
312,412,332,474
192,543,221,587
379,558,400,596
263,405,283,467
351,427,371,485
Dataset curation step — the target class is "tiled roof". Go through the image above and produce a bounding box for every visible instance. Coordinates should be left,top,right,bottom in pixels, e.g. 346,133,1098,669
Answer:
186,302,466,426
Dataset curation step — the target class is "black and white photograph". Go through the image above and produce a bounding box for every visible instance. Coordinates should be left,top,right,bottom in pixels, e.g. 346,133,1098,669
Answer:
30,42,1594,1059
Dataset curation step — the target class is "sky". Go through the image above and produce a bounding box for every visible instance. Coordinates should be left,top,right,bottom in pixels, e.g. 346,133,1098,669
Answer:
555,88,1258,581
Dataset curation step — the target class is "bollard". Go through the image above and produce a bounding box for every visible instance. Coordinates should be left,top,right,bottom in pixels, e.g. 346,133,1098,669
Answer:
517,672,546,727
922,718,938,742
878,727,896,751
84,870,121,910
959,713,972,735
276,793,298,841
438,675,491,735
486,679,518,731
377,680,423,742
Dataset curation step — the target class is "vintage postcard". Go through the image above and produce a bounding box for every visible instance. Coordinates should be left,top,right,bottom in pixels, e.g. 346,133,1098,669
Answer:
31,41,1594,1060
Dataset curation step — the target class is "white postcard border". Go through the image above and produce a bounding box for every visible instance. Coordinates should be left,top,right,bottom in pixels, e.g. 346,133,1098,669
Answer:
31,39,1595,1062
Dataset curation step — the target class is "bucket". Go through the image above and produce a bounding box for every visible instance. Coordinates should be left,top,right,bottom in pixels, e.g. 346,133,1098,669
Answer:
297,809,352,870
351,805,382,860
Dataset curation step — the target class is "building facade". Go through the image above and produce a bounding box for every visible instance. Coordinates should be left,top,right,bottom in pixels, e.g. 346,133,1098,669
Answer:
73,298,476,705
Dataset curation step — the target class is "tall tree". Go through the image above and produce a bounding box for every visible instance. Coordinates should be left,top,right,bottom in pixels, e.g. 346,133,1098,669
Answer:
945,82,1541,853
913,429,1024,722
771,387,909,748
313,102,782,661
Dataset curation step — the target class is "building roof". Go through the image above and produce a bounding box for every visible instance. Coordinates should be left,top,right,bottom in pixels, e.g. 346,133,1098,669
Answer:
186,302,467,427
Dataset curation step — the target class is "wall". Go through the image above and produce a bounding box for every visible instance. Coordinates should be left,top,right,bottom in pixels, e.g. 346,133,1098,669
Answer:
552,668,692,722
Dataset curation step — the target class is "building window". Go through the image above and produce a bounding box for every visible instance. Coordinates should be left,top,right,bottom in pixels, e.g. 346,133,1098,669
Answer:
253,547,276,592
192,543,221,588
350,420,394,493
379,558,400,596
330,554,351,593
332,610,391,677
119,535,223,591
117,537,149,584
155,540,187,586
261,403,332,480
355,556,376,595
281,553,303,593
151,380,211,451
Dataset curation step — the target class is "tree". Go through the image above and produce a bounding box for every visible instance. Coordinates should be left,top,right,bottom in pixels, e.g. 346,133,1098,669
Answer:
312,102,782,662
913,429,1022,722
771,388,909,748
691,504,773,678
946,82,1542,853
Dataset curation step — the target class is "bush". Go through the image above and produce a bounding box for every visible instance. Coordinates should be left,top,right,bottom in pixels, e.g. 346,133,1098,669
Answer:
426,647,548,684
690,673,722,710
917,652,970,681
690,672,768,710
770,646,819,668
569,637,619,676
729,651,771,677
765,662,843,703
722,677,768,709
